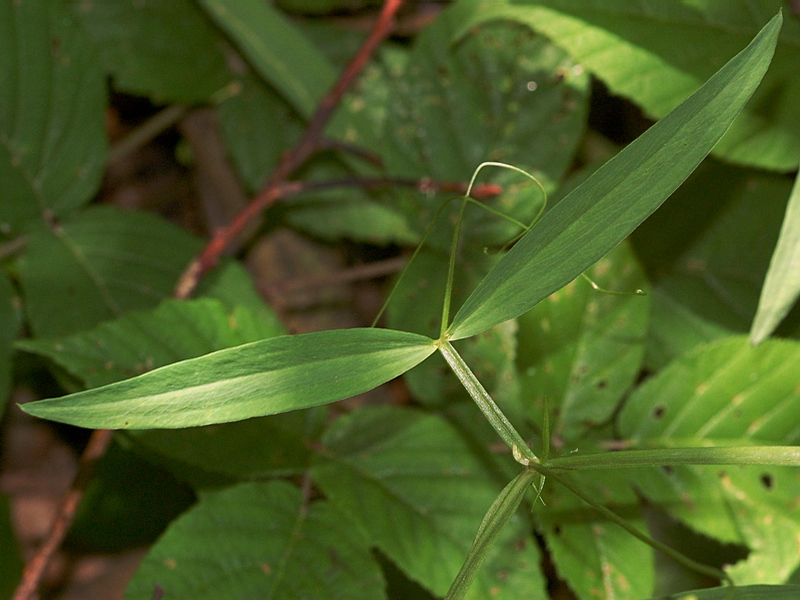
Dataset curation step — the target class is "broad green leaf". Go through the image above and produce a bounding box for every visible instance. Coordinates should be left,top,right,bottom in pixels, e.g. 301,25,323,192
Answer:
18,298,283,389
751,169,800,344
125,481,385,600
199,0,336,119
619,336,800,583
516,242,649,443
448,13,782,340
0,272,19,418
15,206,202,337
217,74,304,193
461,0,800,170
22,328,435,429
638,166,795,333
19,298,318,484
0,0,106,232
0,494,23,600
538,469,654,600
312,406,547,600
643,287,733,371
384,8,588,249
71,0,231,103
650,586,800,600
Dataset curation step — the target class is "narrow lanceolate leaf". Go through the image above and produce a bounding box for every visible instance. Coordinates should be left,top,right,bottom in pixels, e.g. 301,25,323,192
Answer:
21,328,435,429
125,481,385,600
199,0,336,119
447,13,782,340
618,336,800,584
750,170,800,345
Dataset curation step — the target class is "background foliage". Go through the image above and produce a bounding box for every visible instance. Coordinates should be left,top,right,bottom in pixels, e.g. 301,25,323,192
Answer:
1,1,799,599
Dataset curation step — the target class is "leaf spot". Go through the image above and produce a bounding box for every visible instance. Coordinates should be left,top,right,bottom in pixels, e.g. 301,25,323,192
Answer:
760,473,774,490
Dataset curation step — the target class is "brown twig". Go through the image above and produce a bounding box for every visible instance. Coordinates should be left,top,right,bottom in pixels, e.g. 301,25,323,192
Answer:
175,0,405,300
261,255,407,301
11,428,114,600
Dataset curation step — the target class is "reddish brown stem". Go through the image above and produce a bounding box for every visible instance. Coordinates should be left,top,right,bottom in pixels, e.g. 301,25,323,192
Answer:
175,0,404,299
11,429,114,600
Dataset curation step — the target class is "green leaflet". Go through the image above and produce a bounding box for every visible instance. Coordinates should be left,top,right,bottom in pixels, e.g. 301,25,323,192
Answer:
0,0,106,231
21,328,435,429
19,298,320,485
311,406,546,599
125,481,385,600
447,13,782,340
72,0,231,103
15,206,202,338
618,336,800,584
199,0,336,119
18,298,283,389
536,469,654,600
516,242,649,443
458,0,800,170
751,169,800,344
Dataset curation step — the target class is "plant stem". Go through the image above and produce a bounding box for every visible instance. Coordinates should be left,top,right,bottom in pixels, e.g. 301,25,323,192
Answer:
438,340,538,465
11,429,114,600
545,446,800,470
107,104,188,166
541,468,732,586
174,0,405,299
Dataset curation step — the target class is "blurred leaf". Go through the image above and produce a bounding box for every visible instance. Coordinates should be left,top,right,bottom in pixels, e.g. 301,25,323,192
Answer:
199,0,336,118
68,442,195,552
15,206,201,338
18,298,282,388
516,242,649,443
276,0,381,14
461,0,800,170
0,0,106,232
217,74,304,192
751,169,800,344
619,336,800,583
641,166,794,333
538,469,654,600
125,481,385,600
0,494,22,600
643,287,732,371
22,328,435,429
72,0,231,103
0,272,19,418
312,406,547,599
448,13,781,340
384,8,588,248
